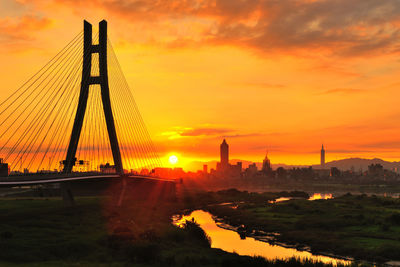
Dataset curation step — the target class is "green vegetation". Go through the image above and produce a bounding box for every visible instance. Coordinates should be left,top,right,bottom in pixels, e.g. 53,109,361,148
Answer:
199,190,400,263
182,188,310,208
0,194,364,266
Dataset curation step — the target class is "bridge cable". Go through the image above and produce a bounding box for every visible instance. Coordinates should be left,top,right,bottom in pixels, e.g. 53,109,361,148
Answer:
3,36,83,168
108,39,161,170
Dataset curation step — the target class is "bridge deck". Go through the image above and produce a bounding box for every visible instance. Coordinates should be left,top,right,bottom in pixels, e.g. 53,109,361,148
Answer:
0,173,175,186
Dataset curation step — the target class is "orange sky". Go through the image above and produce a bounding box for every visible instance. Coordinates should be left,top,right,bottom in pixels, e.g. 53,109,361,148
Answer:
2,0,400,170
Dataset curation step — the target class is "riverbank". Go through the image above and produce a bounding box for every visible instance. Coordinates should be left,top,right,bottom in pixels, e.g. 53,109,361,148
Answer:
173,210,353,265
196,190,400,263
182,178,400,197
0,196,364,266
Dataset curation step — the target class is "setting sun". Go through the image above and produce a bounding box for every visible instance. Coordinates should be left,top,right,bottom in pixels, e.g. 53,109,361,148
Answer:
169,155,178,165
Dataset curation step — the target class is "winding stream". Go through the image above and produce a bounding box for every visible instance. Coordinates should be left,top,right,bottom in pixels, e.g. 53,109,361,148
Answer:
172,210,351,266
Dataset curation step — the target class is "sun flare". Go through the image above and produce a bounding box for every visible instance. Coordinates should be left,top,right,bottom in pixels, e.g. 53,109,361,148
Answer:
169,155,178,165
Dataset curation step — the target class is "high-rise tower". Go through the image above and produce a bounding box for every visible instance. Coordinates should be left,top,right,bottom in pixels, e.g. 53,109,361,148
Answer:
220,139,229,167
321,144,325,167
262,151,272,173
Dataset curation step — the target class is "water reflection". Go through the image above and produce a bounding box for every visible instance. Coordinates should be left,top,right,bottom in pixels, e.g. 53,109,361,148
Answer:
309,193,333,200
269,197,291,203
269,193,333,204
173,210,350,266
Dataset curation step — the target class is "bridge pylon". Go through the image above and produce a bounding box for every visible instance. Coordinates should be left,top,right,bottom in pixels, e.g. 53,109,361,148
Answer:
63,20,123,175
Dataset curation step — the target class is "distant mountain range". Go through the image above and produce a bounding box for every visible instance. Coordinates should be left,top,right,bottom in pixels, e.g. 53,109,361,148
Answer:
312,158,400,172
185,158,400,172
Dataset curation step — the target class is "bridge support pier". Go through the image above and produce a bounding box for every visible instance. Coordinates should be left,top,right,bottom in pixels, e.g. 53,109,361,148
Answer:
117,176,127,206
60,182,75,206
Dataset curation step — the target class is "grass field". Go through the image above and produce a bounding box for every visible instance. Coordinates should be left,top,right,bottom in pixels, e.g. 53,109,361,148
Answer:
0,192,367,266
200,190,400,263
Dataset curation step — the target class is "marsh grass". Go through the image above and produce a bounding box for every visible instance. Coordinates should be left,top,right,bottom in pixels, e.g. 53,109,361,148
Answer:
0,194,371,266
204,191,400,262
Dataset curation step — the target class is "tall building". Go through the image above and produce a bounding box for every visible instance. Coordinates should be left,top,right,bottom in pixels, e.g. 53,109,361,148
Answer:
215,140,242,177
220,139,229,168
262,151,272,173
203,164,208,173
321,144,325,167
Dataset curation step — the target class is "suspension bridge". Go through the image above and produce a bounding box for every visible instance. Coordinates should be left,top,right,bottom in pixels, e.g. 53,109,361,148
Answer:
0,20,174,204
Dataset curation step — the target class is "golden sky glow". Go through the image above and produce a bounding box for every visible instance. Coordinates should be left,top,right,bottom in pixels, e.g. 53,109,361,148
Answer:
2,0,400,170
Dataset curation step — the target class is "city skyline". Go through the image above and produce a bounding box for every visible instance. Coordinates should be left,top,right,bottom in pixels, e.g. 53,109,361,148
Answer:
3,1,400,166
169,139,398,173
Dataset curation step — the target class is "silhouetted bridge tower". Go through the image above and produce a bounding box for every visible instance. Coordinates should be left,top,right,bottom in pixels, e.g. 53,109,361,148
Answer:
64,20,123,174
0,20,172,203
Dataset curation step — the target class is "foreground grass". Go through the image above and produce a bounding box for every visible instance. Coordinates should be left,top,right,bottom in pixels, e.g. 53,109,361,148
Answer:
198,190,400,263
0,195,365,266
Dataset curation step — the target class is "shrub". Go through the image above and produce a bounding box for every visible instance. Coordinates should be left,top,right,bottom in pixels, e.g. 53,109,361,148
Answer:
139,229,159,242
125,242,160,263
389,213,400,225
377,244,400,260
183,220,211,247
0,231,13,239
380,223,390,232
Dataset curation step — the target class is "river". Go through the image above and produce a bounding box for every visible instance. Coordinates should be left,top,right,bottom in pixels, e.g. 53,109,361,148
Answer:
172,209,351,266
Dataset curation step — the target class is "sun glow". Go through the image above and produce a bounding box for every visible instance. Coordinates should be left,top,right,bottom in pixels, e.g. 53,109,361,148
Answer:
169,155,178,165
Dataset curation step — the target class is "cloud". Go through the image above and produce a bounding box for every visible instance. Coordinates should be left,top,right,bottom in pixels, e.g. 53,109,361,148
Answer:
25,0,400,57
319,88,366,95
359,140,400,150
250,144,284,151
239,82,286,89
180,127,231,136
222,133,263,138
308,63,362,77
0,15,52,45
161,126,264,140
161,126,232,139
208,0,400,56
326,149,376,154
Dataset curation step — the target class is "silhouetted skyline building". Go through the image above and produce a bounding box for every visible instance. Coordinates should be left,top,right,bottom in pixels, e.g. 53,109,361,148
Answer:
203,164,208,173
0,158,9,177
262,151,272,173
220,139,229,168
215,139,242,177
321,144,325,167
245,163,258,176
